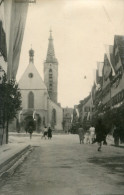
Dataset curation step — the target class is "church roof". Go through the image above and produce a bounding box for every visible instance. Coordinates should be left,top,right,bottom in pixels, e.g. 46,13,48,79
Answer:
18,49,47,90
45,30,58,63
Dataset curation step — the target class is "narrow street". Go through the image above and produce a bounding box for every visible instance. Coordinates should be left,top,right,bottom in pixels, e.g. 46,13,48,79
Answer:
0,134,124,195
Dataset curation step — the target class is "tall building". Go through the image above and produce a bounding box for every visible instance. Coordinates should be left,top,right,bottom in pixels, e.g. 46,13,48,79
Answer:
9,45,63,132
44,30,58,103
17,48,48,132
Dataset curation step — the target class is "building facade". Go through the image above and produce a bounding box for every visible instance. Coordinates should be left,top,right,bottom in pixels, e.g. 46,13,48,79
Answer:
78,95,93,129
16,49,48,132
93,35,124,113
63,107,73,133
11,31,63,132
77,35,124,131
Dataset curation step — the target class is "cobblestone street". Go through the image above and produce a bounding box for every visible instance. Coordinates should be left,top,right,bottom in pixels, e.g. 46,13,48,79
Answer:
0,134,124,195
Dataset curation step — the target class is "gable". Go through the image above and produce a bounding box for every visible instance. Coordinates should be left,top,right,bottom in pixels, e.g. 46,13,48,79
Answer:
103,54,112,81
18,62,47,90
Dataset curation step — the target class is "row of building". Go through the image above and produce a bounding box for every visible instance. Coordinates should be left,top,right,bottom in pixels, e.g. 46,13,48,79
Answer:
74,35,124,130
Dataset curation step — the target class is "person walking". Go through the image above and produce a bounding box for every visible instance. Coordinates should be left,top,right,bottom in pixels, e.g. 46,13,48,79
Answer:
44,126,48,139
84,130,90,144
41,126,45,139
28,125,33,139
48,126,52,139
113,125,120,146
94,118,106,151
89,125,95,144
78,124,85,144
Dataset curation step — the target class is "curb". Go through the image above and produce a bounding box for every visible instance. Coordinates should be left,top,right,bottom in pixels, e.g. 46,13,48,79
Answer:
0,145,33,179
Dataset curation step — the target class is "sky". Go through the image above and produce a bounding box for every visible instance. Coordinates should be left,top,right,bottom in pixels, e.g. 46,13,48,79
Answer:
16,0,124,108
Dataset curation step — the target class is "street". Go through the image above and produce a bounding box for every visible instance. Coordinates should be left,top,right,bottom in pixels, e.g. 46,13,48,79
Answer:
0,134,124,195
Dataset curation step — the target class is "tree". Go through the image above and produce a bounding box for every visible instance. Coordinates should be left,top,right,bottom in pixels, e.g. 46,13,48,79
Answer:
0,73,22,144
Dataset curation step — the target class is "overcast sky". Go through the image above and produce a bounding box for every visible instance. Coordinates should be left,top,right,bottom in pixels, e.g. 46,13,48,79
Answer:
17,0,124,108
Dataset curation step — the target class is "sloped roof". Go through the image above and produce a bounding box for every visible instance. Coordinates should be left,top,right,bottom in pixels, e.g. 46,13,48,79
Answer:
102,54,112,81
18,62,47,90
114,35,124,68
45,31,58,64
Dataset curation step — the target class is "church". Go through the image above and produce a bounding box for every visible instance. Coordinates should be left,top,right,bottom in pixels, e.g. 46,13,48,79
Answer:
11,31,63,132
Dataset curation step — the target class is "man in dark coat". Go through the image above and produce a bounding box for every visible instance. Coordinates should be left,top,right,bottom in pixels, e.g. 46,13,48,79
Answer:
28,125,33,139
113,125,121,146
78,124,85,144
94,118,106,151
48,127,52,139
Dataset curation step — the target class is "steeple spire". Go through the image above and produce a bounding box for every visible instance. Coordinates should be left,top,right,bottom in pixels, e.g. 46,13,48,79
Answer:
46,29,58,63
49,28,52,39
29,47,34,63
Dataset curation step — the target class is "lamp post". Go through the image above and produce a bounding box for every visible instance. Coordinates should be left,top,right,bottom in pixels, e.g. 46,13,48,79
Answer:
0,66,5,145
110,81,112,109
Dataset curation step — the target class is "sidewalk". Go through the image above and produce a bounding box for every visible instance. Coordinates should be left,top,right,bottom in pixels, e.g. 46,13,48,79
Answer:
0,143,29,166
0,135,31,178
107,134,124,147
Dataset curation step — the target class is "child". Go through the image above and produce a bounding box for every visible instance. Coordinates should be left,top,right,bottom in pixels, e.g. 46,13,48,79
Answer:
84,131,90,144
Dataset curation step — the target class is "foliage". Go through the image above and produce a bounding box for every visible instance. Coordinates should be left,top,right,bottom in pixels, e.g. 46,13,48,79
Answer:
0,73,22,144
24,116,36,133
92,103,124,135
70,122,80,134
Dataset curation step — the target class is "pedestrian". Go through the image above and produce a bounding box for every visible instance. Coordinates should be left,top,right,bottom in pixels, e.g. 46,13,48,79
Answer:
84,130,90,144
89,125,95,144
44,126,48,139
113,124,120,146
48,126,52,139
41,126,45,139
28,125,33,139
119,124,124,144
78,124,85,144
94,118,106,151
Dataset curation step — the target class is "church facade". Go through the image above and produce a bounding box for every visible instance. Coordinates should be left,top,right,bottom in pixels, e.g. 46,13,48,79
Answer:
10,31,63,132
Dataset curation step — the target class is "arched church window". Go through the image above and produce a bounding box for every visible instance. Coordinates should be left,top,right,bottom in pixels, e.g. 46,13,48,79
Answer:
28,91,34,108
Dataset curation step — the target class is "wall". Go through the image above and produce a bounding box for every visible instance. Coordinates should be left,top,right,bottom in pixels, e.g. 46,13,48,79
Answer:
48,99,63,130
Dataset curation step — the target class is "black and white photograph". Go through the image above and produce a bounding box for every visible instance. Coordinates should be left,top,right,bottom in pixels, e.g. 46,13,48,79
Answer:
0,0,124,194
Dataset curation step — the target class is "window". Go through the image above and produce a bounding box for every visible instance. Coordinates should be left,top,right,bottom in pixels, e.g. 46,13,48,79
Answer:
49,69,53,80
28,73,33,78
28,91,34,108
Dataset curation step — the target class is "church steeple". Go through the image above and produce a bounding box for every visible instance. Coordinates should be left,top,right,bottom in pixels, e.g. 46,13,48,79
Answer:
44,30,58,104
29,47,34,63
46,29,58,63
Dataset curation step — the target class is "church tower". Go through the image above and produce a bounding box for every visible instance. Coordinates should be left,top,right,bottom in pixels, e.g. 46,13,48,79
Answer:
44,30,58,103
